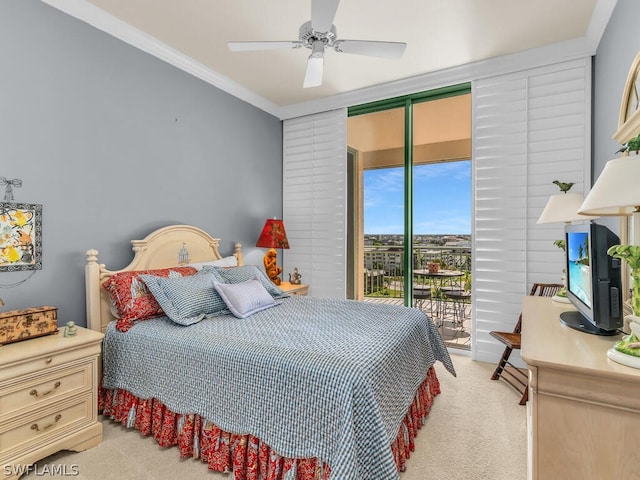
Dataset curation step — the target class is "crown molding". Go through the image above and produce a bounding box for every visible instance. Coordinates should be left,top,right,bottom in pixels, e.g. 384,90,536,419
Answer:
585,0,619,51
279,36,596,119
41,0,616,121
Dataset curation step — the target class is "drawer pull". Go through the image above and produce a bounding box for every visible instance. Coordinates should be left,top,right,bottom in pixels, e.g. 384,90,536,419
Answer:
45,357,53,364
31,414,62,432
30,381,61,398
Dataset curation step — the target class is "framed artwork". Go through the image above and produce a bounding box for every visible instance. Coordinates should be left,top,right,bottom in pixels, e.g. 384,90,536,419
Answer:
0,202,43,271
613,50,640,145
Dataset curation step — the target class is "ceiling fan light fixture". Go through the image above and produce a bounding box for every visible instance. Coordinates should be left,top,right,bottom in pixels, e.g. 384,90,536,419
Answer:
303,53,323,88
309,39,325,57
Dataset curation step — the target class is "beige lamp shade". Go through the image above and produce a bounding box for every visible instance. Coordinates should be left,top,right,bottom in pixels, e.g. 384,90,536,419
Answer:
578,156,640,216
537,192,594,224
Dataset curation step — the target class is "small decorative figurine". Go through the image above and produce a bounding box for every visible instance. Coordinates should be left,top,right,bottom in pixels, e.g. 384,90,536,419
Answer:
64,321,77,337
289,267,302,285
264,248,283,285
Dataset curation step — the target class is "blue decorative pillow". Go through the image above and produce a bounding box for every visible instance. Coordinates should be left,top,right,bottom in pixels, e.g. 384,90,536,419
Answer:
213,278,281,319
140,273,228,325
200,265,285,298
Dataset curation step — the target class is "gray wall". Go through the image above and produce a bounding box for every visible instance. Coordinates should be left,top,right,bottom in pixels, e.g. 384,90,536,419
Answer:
0,0,282,326
593,0,640,233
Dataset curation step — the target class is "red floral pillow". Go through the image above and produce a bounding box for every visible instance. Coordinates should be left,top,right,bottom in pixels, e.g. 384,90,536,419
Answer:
102,266,197,332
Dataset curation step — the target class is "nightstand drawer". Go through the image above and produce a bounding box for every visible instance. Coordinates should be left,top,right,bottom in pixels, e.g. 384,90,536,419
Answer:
0,362,93,419
1,342,101,381
0,344,100,382
0,394,94,456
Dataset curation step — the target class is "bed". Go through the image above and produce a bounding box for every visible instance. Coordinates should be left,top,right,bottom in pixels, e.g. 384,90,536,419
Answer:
85,224,455,480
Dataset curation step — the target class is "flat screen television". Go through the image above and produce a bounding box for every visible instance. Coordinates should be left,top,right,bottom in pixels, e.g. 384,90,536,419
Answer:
561,222,623,335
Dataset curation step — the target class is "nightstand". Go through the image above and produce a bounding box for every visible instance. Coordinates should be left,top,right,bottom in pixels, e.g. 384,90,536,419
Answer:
279,282,309,296
0,326,104,480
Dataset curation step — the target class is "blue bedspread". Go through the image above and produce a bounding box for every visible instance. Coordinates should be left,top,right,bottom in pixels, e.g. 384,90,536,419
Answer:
102,296,455,479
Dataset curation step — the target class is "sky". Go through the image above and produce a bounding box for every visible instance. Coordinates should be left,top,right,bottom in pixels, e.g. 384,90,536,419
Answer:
364,160,471,235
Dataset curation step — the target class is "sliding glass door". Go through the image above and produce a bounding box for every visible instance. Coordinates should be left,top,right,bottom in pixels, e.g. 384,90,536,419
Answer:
347,84,472,349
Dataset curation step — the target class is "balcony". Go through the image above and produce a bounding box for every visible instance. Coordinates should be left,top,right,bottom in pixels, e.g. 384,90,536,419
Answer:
363,244,471,350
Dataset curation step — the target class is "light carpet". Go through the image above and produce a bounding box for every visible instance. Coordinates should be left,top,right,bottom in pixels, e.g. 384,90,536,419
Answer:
23,354,526,480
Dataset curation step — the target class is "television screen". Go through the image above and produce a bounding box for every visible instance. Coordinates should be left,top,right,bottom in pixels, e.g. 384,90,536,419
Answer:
566,231,591,309
561,222,622,336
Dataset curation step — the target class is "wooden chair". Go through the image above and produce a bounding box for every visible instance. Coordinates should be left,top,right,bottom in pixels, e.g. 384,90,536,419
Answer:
490,283,563,405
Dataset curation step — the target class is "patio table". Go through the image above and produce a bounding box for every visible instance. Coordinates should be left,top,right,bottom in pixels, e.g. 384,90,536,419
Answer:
413,269,464,322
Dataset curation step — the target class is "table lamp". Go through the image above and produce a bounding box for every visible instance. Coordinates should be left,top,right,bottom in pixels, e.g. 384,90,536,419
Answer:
578,154,640,368
537,182,595,303
578,155,640,245
256,218,290,285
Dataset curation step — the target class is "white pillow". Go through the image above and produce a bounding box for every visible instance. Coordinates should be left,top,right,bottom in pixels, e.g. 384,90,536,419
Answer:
213,278,281,318
188,255,238,271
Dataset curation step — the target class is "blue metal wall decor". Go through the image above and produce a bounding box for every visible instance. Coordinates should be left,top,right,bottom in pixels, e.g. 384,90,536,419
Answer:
0,177,22,202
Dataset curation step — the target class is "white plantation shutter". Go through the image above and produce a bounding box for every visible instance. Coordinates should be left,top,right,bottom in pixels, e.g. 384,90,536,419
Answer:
473,58,591,364
282,109,347,298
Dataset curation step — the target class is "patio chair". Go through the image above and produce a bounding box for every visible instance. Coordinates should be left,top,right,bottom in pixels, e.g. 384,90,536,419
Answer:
447,289,471,328
489,282,562,405
413,286,433,317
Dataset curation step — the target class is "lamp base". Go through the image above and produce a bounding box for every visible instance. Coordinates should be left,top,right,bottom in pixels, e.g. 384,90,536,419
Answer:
263,248,283,285
607,348,640,369
552,295,571,304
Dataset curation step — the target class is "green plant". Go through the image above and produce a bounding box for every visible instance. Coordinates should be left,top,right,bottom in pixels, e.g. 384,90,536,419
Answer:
607,244,640,317
462,272,471,292
616,132,640,154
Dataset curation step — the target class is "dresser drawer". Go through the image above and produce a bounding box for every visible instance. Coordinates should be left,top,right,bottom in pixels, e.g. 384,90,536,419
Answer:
0,362,93,420
0,343,101,382
0,394,94,456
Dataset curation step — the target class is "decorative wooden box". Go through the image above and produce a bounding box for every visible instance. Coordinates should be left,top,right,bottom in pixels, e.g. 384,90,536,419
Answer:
0,305,58,346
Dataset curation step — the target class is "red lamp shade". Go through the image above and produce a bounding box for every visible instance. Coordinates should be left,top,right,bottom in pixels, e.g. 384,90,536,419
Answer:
256,218,290,249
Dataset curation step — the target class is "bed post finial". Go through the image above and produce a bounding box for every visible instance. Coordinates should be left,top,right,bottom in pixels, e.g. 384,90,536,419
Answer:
86,249,99,264
235,242,243,266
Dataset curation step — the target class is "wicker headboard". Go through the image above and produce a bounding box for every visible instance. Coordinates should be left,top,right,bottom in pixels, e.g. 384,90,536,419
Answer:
85,224,243,333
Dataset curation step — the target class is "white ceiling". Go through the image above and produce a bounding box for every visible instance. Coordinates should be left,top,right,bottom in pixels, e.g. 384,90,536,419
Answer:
43,0,615,119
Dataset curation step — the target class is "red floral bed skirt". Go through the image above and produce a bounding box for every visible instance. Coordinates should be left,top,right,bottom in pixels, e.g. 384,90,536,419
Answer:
99,366,441,479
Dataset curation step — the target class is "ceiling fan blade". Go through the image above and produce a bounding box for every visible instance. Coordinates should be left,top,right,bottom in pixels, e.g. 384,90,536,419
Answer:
311,0,340,32
227,41,302,52
303,54,324,88
334,40,407,59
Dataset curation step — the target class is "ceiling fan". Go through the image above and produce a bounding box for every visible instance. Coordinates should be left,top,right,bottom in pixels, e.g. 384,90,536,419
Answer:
227,0,407,89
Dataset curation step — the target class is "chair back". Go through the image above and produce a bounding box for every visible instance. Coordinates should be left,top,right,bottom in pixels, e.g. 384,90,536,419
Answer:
530,283,563,297
513,283,564,333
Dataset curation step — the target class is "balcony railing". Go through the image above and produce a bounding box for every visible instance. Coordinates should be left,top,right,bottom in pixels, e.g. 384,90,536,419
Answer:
363,245,471,298
363,244,472,350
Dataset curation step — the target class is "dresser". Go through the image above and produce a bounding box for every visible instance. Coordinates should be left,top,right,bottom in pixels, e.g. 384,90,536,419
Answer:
521,296,640,480
0,326,104,480
279,281,309,296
